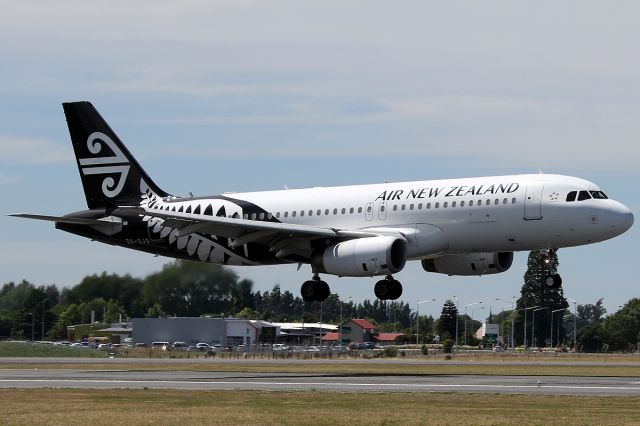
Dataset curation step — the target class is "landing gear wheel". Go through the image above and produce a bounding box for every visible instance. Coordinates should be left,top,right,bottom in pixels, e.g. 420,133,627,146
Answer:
544,273,562,289
301,280,317,302
374,280,391,300
300,277,331,302
374,277,403,300
389,279,403,300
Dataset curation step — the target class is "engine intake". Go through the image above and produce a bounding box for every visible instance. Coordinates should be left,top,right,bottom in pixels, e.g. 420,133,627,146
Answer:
313,236,407,277
422,252,513,276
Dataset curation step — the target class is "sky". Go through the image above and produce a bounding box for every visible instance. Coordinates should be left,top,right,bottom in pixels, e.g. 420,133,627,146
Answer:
0,1,638,319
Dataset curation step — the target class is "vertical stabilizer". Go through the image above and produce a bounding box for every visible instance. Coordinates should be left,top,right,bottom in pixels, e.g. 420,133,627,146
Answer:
63,101,169,209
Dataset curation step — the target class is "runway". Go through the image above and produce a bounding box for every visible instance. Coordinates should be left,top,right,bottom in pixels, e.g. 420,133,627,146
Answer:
1,368,639,395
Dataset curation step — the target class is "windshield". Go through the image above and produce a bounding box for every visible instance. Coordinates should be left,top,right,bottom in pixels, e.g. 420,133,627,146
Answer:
590,191,608,199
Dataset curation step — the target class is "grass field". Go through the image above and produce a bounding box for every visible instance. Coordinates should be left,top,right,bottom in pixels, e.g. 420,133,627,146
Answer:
0,388,638,425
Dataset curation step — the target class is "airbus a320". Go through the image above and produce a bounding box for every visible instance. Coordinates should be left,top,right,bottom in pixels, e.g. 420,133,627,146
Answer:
10,102,634,301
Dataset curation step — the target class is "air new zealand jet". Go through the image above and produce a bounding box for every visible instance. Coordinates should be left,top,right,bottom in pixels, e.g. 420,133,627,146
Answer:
10,102,634,301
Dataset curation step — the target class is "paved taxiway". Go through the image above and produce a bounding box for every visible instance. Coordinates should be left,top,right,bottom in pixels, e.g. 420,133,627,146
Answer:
1,368,639,396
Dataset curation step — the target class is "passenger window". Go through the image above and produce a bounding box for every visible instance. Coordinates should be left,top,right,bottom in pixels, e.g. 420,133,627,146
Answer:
401,204,406,211
284,212,289,218
259,213,265,220
381,205,385,212
341,208,346,214
418,203,423,209
443,202,448,208
410,204,414,210
566,191,577,202
300,211,304,217
316,209,321,216
503,198,507,205
333,208,338,215
512,198,516,204
435,202,440,208
325,209,329,215
251,213,257,220
578,191,591,201
309,210,313,216
469,200,473,207
393,205,398,211
292,211,297,217
427,203,431,209
494,199,499,205
452,201,456,208
350,207,354,214
486,199,491,206
243,214,248,219
275,212,280,218
460,201,465,207
359,207,363,213
267,213,272,219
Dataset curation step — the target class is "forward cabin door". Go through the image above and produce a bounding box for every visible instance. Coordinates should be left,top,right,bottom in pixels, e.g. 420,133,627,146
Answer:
378,201,387,220
365,202,374,221
524,183,544,220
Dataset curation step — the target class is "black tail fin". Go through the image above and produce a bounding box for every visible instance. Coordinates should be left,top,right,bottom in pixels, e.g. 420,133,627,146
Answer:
63,101,170,209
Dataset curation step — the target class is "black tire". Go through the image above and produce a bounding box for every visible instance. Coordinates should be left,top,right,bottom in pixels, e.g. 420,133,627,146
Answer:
389,279,403,300
374,280,390,300
301,280,316,302
544,274,562,289
316,280,330,302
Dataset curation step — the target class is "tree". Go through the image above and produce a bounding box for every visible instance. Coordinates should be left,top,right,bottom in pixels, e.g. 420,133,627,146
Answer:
515,250,568,347
436,299,458,340
602,298,640,351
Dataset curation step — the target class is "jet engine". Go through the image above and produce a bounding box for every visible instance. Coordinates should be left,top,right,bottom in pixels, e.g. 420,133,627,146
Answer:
421,252,513,276
312,236,407,277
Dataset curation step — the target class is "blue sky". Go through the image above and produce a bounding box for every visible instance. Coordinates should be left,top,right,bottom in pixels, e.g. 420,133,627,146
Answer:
1,1,638,319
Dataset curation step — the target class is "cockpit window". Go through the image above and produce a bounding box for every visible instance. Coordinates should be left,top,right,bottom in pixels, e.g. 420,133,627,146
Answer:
590,191,608,199
577,191,592,201
566,191,577,202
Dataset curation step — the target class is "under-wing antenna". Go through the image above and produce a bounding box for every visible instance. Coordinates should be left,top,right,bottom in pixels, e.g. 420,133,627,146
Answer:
189,192,194,197
283,184,289,190
537,169,544,174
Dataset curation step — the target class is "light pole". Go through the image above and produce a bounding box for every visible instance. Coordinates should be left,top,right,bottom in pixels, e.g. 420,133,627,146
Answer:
551,308,564,348
464,302,482,346
40,299,47,341
531,307,548,348
524,306,539,348
566,297,579,350
453,296,459,346
416,299,436,344
496,297,515,349
470,306,485,343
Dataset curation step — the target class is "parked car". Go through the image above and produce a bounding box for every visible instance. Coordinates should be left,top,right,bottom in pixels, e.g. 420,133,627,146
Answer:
151,341,170,350
172,341,187,349
195,343,210,351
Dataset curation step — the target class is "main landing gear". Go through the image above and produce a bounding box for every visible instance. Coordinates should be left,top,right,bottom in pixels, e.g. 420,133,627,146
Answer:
300,274,403,302
301,275,330,302
374,275,403,301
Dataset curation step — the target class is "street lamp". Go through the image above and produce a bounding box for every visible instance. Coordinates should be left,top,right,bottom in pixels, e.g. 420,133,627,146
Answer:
470,306,485,343
416,299,436,344
531,307,548,348
40,299,47,341
464,302,482,346
566,297,580,350
452,296,459,346
551,308,565,348
496,297,516,349
524,305,539,348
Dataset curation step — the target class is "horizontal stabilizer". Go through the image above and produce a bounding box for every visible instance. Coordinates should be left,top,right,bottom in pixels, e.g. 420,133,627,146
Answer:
8,213,109,226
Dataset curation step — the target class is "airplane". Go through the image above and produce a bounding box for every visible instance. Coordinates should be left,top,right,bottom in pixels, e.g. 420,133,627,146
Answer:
10,102,634,302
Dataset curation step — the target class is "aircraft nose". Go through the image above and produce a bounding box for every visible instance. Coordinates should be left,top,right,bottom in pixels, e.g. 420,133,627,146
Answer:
612,202,634,233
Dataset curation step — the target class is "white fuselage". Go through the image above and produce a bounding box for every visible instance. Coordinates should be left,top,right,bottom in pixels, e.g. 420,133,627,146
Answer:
215,173,633,260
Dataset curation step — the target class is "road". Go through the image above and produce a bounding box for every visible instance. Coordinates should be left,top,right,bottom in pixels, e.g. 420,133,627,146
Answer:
1,365,639,395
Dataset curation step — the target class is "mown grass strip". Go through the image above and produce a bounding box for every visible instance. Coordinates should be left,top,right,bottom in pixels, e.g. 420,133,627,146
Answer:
0,388,638,425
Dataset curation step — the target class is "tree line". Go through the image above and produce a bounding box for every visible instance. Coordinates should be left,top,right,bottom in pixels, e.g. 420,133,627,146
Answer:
1,255,638,351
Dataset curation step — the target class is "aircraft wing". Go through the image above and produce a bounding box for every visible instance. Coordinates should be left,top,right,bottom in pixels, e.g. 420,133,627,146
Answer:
115,207,389,258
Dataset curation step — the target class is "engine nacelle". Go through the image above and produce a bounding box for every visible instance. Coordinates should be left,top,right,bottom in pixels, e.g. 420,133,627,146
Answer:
421,252,513,276
313,236,407,277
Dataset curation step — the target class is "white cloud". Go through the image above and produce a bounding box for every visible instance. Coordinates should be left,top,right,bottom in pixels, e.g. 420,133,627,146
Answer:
0,136,72,164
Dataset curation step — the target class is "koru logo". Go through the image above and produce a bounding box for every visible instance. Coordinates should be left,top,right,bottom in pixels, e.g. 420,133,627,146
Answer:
78,132,130,198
